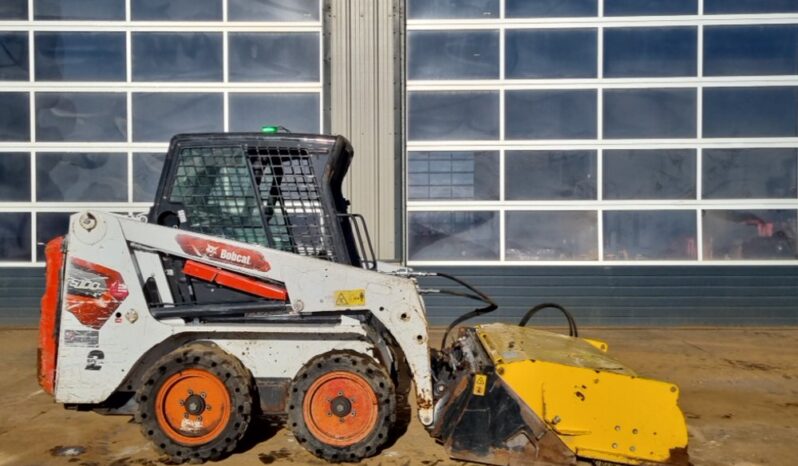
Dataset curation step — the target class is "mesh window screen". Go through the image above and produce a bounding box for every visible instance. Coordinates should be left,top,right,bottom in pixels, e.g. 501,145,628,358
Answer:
249,145,337,260
169,144,337,261
170,146,268,245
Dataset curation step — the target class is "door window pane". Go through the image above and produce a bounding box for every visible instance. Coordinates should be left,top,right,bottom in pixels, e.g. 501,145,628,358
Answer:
705,0,798,14
505,29,596,79
703,149,798,199
132,0,222,21
506,211,597,261
408,151,499,200
408,91,499,141
133,93,223,142
133,153,166,202
408,30,499,80
409,211,499,260
169,146,269,245
0,32,28,81
35,32,125,82
0,92,29,142
505,90,597,140
703,87,798,138
229,93,320,133
229,33,320,82
604,27,697,78
34,0,125,20
36,212,72,259
506,0,597,18
228,0,320,21
132,33,223,82
36,92,127,142
0,0,27,19
605,0,696,15
36,153,128,202
0,213,30,261
604,150,696,200
703,210,797,260
0,153,30,201
407,0,498,19
604,211,697,260
704,25,798,77
505,151,596,200
604,89,696,139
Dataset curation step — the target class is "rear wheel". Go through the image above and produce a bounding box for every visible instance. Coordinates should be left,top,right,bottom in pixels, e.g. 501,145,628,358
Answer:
135,343,253,463
288,351,396,462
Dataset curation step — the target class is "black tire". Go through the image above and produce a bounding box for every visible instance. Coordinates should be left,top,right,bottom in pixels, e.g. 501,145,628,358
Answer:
287,350,396,462
134,343,253,464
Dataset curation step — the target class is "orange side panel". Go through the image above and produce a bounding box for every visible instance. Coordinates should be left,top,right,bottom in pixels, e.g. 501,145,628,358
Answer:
214,271,288,301
183,260,217,281
183,260,288,301
39,236,65,395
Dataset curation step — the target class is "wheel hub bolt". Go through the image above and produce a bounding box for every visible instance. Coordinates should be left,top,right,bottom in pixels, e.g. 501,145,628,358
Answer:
184,394,207,415
330,396,353,418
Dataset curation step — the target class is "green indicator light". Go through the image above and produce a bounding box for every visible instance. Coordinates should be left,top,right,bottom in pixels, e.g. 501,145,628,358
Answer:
261,125,279,133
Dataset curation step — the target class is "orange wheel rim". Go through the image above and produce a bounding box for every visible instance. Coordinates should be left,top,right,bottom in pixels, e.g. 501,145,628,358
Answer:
303,371,379,447
154,369,231,445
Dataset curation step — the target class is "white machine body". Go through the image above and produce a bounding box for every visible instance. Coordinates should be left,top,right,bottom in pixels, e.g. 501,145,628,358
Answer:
51,211,435,425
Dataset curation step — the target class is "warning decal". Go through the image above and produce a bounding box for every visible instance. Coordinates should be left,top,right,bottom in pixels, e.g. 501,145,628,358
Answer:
334,289,366,307
473,374,488,396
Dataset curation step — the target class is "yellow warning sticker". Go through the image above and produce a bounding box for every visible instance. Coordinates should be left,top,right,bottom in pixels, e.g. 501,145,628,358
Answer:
473,374,488,396
334,289,366,307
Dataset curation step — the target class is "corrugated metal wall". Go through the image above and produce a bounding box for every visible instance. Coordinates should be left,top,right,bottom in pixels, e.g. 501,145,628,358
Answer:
418,266,798,326
5,265,798,326
327,0,402,261
0,269,44,325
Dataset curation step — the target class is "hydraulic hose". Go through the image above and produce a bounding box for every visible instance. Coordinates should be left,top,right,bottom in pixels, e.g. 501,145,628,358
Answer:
414,272,579,346
424,272,498,348
518,302,578,337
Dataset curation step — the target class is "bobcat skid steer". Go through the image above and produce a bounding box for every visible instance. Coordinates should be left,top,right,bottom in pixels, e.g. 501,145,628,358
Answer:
38,132,688,465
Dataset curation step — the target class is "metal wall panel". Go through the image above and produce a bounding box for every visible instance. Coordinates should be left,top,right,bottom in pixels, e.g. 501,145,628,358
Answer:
327,0,401,260
418,266,798,326
0,268,45,326
4,265,798,326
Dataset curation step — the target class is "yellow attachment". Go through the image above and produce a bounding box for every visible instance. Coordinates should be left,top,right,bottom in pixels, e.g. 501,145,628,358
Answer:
476,324,688,465
583,338,609,352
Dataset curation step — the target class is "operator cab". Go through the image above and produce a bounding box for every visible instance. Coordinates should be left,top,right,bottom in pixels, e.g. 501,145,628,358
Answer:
148,132,375,270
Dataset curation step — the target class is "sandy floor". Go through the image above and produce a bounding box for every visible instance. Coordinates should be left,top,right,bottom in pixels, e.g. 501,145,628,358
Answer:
1,327,796,466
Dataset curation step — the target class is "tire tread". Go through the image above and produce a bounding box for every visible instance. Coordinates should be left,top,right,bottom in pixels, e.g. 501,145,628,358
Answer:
135,343,252,464
287,350,396,463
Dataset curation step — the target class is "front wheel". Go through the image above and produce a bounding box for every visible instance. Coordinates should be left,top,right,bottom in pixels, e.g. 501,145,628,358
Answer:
135,343,253,463
288,351,396,462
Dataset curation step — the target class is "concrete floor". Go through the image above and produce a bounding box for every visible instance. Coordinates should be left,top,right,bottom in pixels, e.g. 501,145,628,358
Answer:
1,327,796,466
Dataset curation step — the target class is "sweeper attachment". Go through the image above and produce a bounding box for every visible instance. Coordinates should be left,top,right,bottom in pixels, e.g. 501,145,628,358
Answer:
38,132,688,465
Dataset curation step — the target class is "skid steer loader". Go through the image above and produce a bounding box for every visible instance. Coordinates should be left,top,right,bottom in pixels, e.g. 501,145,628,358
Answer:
38,132,688,465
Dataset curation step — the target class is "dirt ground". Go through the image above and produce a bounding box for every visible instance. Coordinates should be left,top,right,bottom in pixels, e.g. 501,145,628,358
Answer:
1,327,796,466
